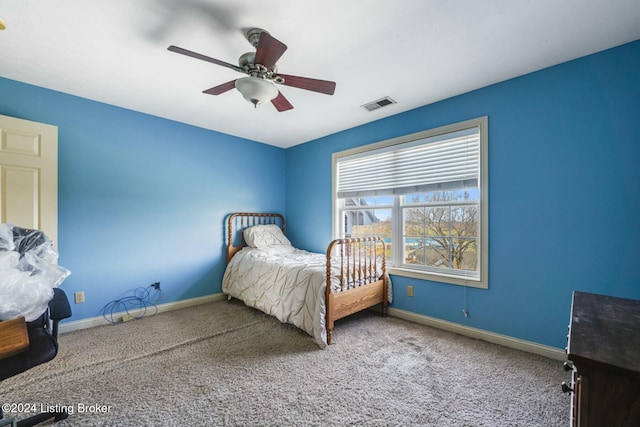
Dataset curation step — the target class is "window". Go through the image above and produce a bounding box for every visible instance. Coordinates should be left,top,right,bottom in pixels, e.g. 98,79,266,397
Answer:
332,117,488,288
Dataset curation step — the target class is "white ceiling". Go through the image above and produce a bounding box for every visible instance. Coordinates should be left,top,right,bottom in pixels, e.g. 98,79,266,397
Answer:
1,1,639,149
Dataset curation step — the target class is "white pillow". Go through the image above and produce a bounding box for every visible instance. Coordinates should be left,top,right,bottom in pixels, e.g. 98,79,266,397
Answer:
243,224,291,248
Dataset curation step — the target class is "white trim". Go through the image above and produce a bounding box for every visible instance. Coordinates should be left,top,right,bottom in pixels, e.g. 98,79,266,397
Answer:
58,293,227,334
388,267,485,289
388,307,566,361
58,294,566,360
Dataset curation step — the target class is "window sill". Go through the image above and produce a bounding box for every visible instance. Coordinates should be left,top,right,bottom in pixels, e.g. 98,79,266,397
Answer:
388,267,488,289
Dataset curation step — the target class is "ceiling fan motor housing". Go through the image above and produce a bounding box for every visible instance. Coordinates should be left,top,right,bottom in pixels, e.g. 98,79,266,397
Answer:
239,52,255,68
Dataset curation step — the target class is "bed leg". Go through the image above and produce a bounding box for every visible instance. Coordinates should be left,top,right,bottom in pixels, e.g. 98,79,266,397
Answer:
327,328,333,345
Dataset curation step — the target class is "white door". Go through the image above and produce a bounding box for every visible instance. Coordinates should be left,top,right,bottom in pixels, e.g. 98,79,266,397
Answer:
0,114,58,247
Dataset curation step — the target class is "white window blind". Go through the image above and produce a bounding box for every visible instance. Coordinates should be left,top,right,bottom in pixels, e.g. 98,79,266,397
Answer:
337,127,479,198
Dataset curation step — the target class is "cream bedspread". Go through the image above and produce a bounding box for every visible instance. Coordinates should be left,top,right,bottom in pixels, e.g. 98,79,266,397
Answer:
222,245,329,347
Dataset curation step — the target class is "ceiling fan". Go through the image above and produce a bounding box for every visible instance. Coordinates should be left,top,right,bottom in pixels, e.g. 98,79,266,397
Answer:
168,28,336,112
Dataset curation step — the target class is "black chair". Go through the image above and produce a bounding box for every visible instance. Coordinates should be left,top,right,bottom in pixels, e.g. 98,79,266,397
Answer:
0,288,72,426
0,227,72,426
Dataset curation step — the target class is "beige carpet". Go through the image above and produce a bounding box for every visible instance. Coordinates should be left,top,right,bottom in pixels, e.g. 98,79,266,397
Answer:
2,300,570,426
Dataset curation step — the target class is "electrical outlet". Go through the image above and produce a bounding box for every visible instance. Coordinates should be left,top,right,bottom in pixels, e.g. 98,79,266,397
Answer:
74,291,85,304
121,314,135,322
407,285,414,297
151,282,160,290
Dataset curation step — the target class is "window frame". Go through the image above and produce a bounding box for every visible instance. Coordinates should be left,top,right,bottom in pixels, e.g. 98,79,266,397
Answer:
332,117,489,289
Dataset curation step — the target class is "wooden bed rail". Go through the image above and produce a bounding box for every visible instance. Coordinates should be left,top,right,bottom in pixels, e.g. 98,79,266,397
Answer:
226,212,285,263
325,236,386,292
325,236,388,345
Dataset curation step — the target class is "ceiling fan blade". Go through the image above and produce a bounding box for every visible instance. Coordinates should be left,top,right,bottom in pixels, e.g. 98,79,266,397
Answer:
271,91,294,112
203,80,237,95
254,32,287,70
168,45,245,73
276,73,336,95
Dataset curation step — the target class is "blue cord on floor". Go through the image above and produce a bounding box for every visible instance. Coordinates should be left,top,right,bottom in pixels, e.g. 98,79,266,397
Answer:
100,286,160,324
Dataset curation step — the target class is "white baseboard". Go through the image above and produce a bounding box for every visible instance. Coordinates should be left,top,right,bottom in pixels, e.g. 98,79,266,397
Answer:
58,293,227,334
59,295,566,360
388,307,567,361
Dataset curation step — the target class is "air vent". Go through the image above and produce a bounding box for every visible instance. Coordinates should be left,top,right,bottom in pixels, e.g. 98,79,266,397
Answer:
361,96,396,112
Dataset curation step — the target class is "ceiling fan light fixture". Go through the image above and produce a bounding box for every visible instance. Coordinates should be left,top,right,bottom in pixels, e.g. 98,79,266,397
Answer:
235,77,278,108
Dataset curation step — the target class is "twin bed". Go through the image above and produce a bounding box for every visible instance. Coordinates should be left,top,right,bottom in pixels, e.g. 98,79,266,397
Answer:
222,212,389,347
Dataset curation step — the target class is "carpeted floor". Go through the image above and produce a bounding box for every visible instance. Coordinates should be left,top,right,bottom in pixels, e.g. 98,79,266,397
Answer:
2,300,570,426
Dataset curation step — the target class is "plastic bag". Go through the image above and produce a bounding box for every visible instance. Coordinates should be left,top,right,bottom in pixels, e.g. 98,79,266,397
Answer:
0,224,70,321
0,224,15,252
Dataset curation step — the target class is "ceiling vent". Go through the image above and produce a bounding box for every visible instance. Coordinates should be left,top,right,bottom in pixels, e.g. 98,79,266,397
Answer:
361,96,396,112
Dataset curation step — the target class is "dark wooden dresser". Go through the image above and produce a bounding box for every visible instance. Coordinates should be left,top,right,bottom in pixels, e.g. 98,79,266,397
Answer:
564,291,640,426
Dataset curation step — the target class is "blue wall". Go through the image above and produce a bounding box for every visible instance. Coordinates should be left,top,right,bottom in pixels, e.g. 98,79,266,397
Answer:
286,40,640,349
2,39,638,349
0,78,286,322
